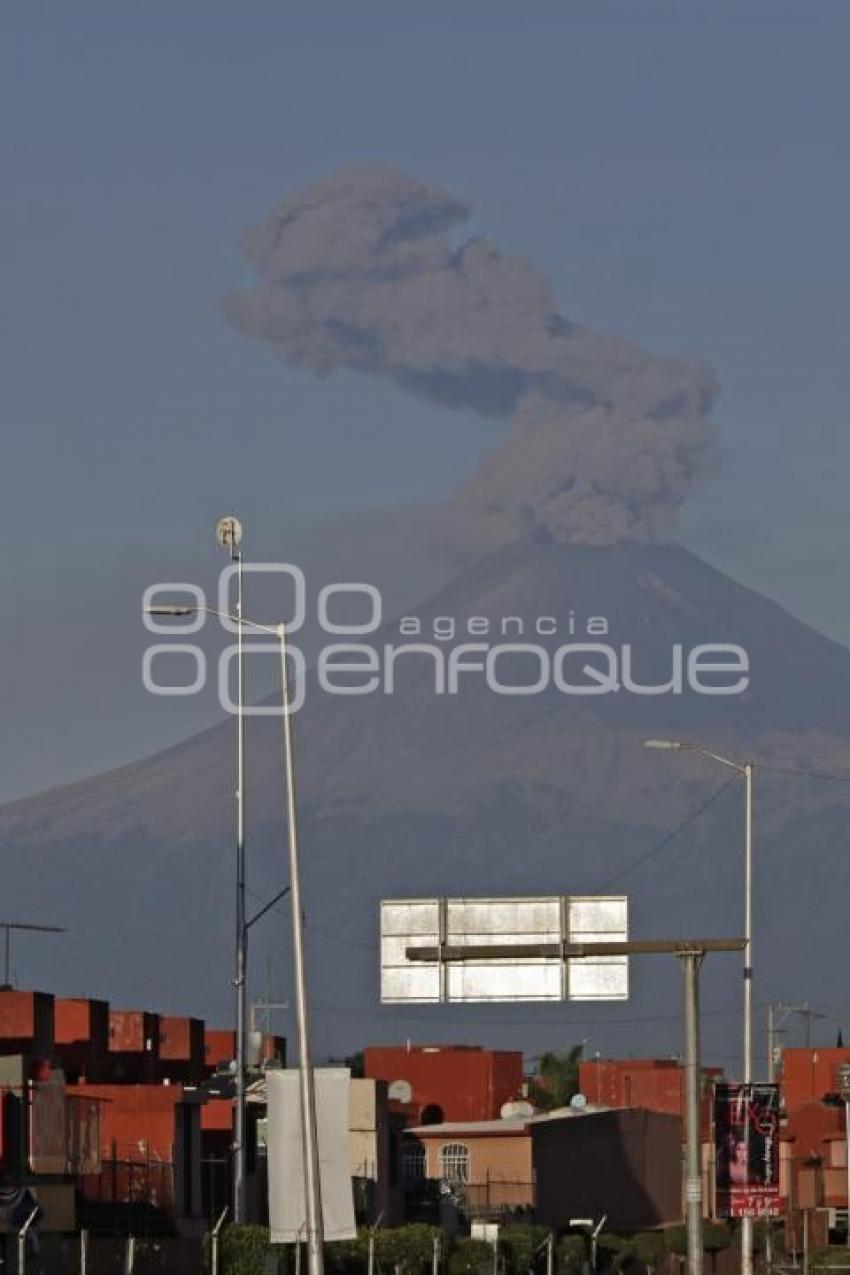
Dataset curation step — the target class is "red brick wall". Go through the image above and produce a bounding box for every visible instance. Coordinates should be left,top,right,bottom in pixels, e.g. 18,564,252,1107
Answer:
364,1045,523,1122
74,1083,184,1161
782,1048,850,1111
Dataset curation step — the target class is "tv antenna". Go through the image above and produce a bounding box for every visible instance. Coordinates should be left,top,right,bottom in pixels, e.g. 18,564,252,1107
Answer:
0,922,65,990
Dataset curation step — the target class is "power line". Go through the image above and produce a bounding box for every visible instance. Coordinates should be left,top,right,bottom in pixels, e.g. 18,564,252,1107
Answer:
758,762,850,784
596,776,738,891
311,999,746,1029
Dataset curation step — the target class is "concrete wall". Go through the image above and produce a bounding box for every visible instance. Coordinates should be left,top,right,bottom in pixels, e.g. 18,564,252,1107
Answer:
349,1077,393,1221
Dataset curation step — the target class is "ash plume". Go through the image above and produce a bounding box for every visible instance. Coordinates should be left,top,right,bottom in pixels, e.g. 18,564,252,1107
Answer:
223,163,718,549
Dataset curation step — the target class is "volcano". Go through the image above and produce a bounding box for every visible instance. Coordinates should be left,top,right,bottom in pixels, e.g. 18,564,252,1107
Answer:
3,539,849,1064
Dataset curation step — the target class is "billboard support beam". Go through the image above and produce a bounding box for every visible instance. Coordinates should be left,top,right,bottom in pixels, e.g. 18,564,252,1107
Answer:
405,938,745,962
680,948,705,1275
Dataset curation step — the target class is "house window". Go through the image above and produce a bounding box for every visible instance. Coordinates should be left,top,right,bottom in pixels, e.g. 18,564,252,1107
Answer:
402,1142,426,1180
440,1143,470,1184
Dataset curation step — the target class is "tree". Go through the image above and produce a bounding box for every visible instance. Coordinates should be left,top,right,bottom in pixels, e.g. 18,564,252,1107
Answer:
556,1235,586,1275
500,1224,549,1273
529,1045,584,1109
630,1232,666,1274
448,1240,496,1275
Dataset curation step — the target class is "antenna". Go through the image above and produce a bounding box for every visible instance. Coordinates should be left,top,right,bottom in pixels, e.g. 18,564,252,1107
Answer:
0,922,65,990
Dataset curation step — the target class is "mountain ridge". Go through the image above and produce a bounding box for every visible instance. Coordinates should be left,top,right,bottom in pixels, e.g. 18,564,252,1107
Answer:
3,539,849,1061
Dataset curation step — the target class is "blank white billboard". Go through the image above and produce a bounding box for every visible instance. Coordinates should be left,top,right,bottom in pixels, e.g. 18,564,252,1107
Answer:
380,895,628,1003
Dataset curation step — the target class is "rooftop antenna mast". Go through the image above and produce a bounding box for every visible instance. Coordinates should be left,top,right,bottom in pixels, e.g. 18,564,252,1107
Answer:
0,922,65,990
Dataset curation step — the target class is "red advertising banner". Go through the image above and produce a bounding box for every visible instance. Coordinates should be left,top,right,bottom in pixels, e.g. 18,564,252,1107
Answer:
714,1083,781,1218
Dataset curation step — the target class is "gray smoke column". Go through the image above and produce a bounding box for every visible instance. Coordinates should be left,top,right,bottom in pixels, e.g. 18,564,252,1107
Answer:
223,163,718,549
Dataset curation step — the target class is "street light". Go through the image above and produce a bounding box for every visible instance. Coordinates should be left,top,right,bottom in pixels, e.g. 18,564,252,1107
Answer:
214,516,248,1225
148,601,325,1275
644,738,754,1275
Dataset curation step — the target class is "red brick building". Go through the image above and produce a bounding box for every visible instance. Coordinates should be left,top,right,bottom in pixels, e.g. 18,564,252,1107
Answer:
0,987,284,1235
579,1057,721,1130
364,1044,523,1124
778,1047,850,1248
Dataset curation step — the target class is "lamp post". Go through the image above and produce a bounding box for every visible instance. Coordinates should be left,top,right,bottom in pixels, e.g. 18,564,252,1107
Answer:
148,601,324,1275
838,1064,850,1248
215,516,248,1224
644,738,754,1275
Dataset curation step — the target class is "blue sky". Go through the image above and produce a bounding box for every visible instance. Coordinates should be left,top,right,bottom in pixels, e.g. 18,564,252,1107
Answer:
2,2,850,800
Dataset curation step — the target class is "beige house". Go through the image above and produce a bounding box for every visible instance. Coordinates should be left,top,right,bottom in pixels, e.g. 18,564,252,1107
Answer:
404,1117,534,1214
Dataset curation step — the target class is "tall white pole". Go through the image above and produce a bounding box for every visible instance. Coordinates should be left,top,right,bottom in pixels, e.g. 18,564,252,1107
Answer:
741,763,754,1275
278,624,324,1275
233,540,247,1223
681,950,704,1275
845,1100,850,1250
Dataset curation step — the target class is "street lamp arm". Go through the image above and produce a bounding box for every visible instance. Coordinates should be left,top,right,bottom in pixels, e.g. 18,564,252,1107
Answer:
145,604,284,639
642,737,749,774
684,744,749,775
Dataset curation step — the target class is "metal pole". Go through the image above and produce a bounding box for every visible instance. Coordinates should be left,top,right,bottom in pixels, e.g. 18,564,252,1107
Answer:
80,1228,88,1275
844,1100,850,1250
433,1233,441,1275
802,1209,809,1275
211,1206,228,1275
233,543,247,1224
591,1218,604,1269
767,1004,776,1084
680,950,704,1275
546,1233,554,1275
368,1231,375,1275
741,762,754,1275
17,1206,38,1275
3,926,9,988
279,625,324,1275
124,1234,135,1275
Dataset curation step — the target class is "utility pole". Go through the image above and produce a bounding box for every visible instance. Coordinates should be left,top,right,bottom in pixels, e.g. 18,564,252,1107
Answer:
279,622,324,1275
740,761,754,1275
643,741,754,1275
216,514,248,1225
839,1065,850,1249
680,950,705,1275
767,1003,811,1083
147,592,324,1267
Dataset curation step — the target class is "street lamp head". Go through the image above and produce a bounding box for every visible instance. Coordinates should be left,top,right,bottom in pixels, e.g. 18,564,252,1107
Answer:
643,738,683,751
145,605,196,617
216,515,244,554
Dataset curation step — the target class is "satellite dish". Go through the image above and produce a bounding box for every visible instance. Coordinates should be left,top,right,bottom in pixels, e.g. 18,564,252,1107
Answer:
388,1079,413,1103
216,515,244,551
500,1100,535,1120
570,1092,588,1109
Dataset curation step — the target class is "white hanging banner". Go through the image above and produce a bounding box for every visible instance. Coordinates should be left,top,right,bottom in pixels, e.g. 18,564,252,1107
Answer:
266,1068,357,1243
